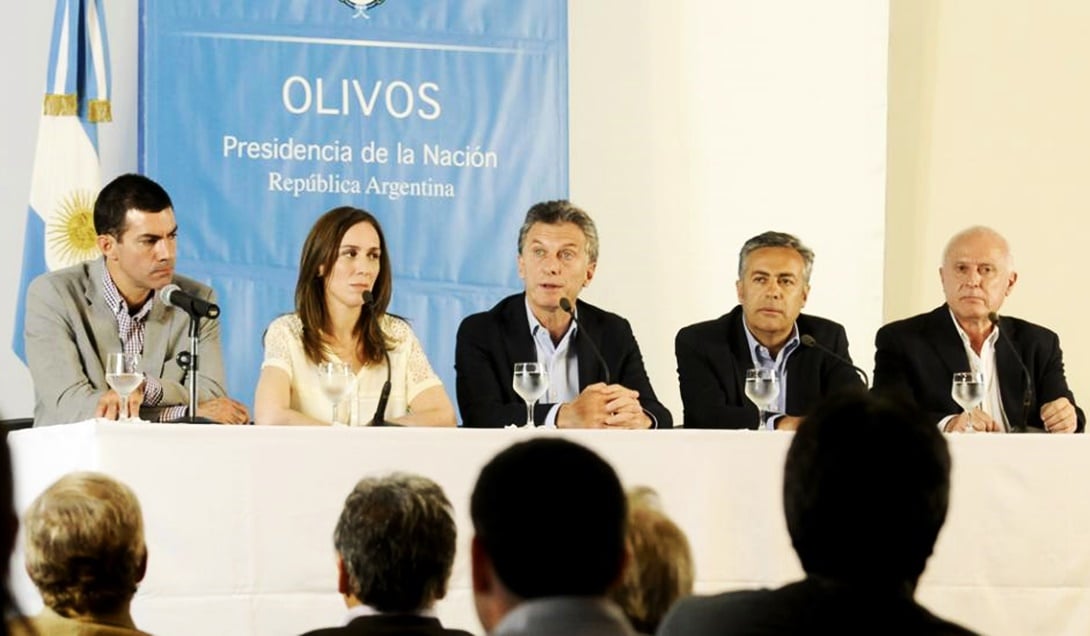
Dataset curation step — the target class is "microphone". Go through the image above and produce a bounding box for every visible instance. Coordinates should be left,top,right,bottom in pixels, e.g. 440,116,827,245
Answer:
800,334,869,387
363,291,393,426
559,297,611,384
989,312,1033,432
160,284,220,319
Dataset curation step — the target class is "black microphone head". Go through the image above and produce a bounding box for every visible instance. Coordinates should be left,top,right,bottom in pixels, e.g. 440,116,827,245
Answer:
988,311,1000,326
158,283,182,307
363,290,375,306
800,334,817,347
558,297,573,314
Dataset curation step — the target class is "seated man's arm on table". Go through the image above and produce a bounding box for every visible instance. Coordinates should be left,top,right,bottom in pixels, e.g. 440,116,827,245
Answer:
25,276,113,425
675,326,754,429
1034,330,1084,433
143,287,248,424
456,314,548,427
872,325,950,427
601,317,670,429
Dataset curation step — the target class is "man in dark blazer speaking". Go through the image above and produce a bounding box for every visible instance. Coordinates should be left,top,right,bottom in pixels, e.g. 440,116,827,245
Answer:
455,200,671,429
675,231,863,430
874,226,1083,433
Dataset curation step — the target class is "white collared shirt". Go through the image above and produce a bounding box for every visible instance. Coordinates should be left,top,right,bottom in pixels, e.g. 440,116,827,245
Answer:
524,297,579,428
943,309,1009,432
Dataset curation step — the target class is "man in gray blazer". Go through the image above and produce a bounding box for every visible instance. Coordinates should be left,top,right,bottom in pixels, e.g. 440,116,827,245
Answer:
470,438,637,636
24,173,249,425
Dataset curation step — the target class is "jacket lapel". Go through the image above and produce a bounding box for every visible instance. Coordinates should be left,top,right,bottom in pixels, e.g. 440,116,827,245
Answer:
143,293,177,379
925,306,971,378
993,319,1030,431
502,294,537,373
574,304,602,389
86,259,124,370
725,307,754,399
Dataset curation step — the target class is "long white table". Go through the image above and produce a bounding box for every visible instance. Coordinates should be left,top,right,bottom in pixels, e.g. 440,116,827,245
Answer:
8,423,1090,636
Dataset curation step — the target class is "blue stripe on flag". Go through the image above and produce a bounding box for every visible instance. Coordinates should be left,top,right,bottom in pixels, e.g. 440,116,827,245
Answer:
11,212,46,363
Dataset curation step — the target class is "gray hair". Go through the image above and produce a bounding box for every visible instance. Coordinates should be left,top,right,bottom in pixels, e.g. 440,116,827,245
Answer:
517,200,600,264
738,231,815,282
941,226,1014,270
333,473,456,613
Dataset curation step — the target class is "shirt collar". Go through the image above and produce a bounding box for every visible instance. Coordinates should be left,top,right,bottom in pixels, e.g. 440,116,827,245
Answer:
342,603,436,625
100,259,155,321
524,294,577,341
741,317,801,366
947,308,1000,349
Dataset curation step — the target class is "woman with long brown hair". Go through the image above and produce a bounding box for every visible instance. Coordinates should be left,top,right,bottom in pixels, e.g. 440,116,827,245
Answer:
254,206,455,426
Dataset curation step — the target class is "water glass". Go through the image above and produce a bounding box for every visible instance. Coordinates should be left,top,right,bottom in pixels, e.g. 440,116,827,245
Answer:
105,352,144,421
744,368,780,430
512,362,549,428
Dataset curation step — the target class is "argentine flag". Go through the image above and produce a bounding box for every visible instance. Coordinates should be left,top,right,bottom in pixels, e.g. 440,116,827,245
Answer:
12,0,111,361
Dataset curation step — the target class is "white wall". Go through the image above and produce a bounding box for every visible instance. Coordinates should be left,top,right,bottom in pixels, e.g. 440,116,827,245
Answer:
0,1,889,422
570,1,888,419
887,0,1090,399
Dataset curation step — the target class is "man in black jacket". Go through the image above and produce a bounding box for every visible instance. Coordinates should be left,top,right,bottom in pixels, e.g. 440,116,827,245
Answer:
300,473,473,636
675,231,862,429
456,200,671,429
874,226,1082,433
658,392,977,636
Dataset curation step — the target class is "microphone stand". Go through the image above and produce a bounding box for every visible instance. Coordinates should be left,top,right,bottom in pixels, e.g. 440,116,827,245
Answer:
174,315,215,424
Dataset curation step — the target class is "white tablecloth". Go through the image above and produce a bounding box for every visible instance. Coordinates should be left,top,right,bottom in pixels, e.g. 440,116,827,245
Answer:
8,423,1090,635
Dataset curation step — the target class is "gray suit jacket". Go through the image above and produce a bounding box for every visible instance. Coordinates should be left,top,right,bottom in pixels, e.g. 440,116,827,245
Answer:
25,258,228,425
491,597,636,636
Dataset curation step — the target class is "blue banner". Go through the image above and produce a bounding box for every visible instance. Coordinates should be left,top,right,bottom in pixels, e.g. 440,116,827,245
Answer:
140,1,568,416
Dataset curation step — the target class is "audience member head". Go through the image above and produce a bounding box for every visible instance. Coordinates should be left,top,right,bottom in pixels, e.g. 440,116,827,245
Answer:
609,487,694,634
333,473,456,613
93,173,173,239
0,433,18,631
295,206,392,365
939,225,1017,324
23,472,147,620
784,391,951,590
470,438,627,630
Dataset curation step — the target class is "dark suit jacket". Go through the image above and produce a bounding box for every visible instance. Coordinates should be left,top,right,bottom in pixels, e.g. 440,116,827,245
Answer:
300,614,474,636
657,577,977,636
674,306,864,429
873,305,1085,432
455,294,672,428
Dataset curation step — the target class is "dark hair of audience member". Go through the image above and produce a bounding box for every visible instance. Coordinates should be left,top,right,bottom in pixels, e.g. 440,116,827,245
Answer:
93,173,173,238
334,473,456,612
784,391,951,588
470,438,627,598
609,487,694,633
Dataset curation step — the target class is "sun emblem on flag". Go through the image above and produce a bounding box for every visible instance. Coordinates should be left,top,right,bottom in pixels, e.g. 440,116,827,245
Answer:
46,188,99,268
338,0,387,19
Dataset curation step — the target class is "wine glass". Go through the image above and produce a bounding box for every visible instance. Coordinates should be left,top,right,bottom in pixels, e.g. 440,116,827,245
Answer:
744,368,780,430
512,362,549,428
951,371,985,433
318,361,355,425
105,352,144,421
